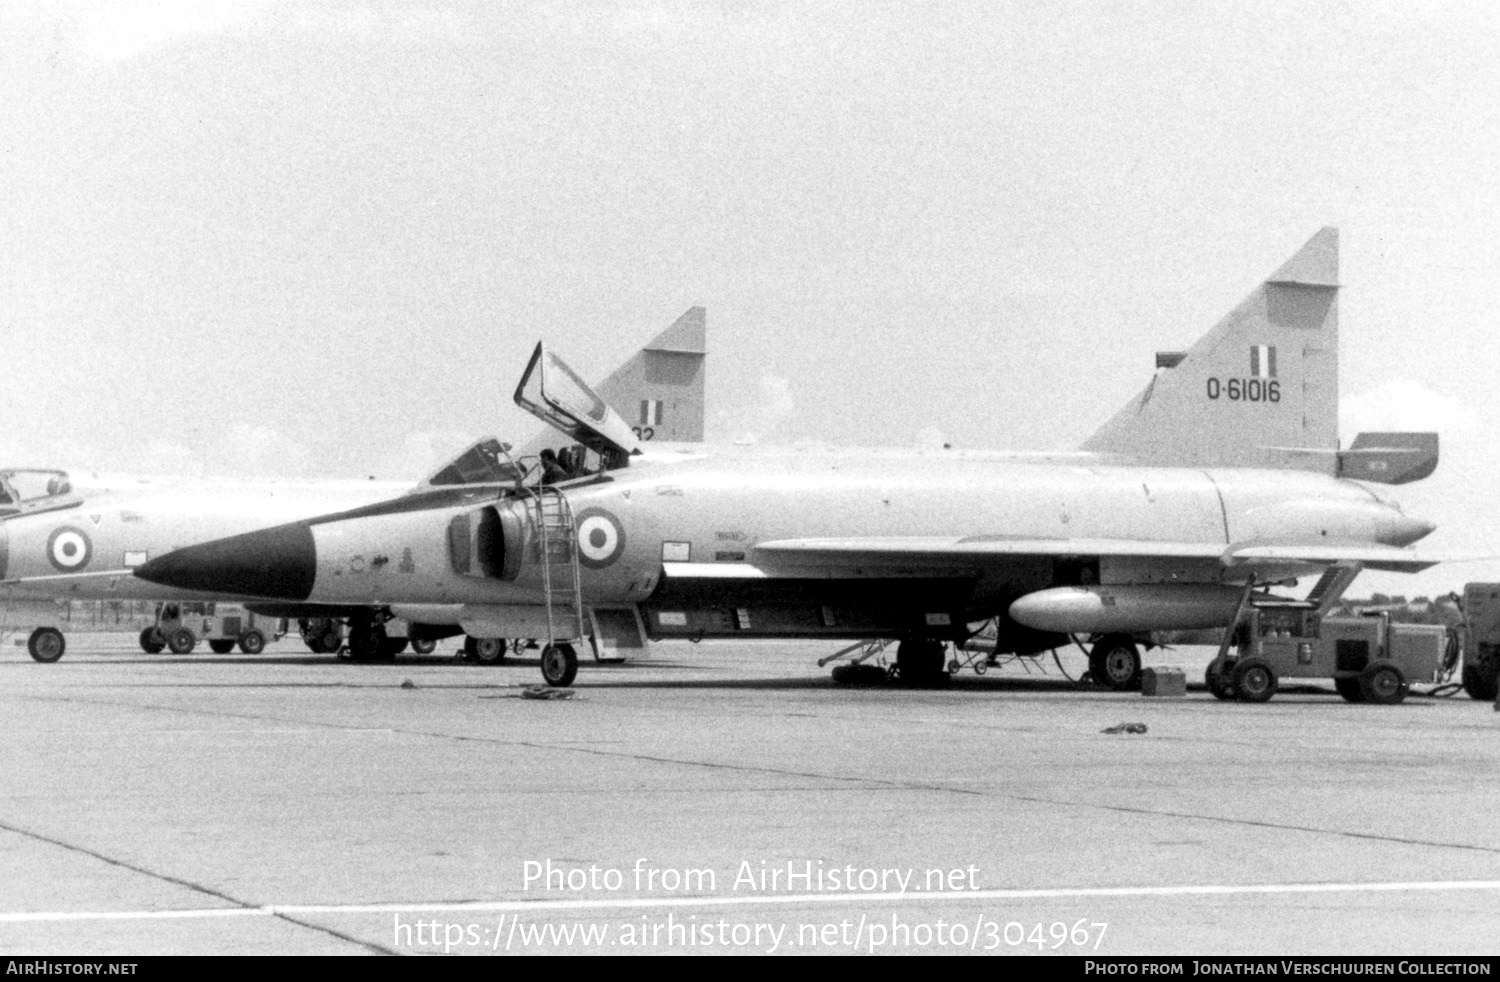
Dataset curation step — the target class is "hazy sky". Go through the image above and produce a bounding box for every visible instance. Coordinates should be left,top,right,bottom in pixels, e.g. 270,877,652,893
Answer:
3,1,1498,595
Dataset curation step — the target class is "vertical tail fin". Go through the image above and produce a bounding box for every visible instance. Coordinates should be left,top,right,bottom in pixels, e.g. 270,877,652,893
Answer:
593,306,706,443
1081,228,1339,471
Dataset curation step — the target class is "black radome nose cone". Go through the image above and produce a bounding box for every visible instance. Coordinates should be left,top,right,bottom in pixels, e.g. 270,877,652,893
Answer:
135,524,317,600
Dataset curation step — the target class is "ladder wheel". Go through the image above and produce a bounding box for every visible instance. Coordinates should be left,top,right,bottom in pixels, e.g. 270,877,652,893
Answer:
541,643,579,687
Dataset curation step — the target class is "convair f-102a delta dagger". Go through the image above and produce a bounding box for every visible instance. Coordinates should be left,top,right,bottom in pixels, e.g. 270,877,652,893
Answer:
0,308,706,662
137,229,1440,689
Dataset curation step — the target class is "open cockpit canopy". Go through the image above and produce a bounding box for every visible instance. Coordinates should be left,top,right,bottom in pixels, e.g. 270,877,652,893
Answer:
514,344,641,469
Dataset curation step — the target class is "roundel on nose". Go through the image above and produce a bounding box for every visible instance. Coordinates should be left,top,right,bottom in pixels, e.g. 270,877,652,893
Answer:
574,507,626,569
46,526,93,573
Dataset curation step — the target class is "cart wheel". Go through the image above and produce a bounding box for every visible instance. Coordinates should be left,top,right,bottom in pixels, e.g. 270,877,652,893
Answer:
1232,657,1278,703
168,627,197,655
238,630,266,655
410,638,437,655
1359,661,1406,705
974,659,988,675
947,658,961,674
541,643,578,687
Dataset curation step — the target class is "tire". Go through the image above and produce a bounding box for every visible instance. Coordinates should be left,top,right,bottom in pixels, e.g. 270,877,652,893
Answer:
1334,676,1365,703
168,627,197,655
347,626,386,662
139,627,166,654
1231,658,1277,702
895,639,946,687
28,627,65,663
1090,635,1142,691
1359,661,1406,705
238,630,266,655
462,636,479,660
541,643,579,687
380,637,408,658
1205,662,1236,701
473,638,506,664
410,638,437,655
1461,660,1499,701
208,639,236,655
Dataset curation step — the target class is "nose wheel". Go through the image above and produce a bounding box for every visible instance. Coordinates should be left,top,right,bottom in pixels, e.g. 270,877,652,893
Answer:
28,627,66,663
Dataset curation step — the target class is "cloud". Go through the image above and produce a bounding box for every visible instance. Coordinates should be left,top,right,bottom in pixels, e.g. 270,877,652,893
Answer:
64,0,272,65
279,3,471,46
732,374,796,444
0,434,106,474
1341,378,1472,437
144,439,204,477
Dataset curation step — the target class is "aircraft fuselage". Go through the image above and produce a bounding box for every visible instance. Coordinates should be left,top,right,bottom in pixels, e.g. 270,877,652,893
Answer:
132,448,1432,648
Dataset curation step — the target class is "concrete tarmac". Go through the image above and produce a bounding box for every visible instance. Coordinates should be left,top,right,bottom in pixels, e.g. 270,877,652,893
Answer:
1,633,1497,956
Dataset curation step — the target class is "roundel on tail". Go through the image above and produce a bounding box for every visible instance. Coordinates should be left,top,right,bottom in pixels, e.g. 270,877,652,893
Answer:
47,526,93,572
574,507,626,569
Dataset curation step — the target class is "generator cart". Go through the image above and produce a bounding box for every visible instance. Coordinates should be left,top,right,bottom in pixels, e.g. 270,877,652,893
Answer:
1206,566,1447,704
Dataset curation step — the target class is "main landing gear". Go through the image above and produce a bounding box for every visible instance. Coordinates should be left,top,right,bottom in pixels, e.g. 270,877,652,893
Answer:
465,636,509,664
893,639,949,687
341,613,406,663
1088,634,1142,691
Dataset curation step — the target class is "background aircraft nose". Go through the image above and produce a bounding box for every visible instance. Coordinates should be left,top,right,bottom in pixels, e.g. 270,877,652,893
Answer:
135,524,317,600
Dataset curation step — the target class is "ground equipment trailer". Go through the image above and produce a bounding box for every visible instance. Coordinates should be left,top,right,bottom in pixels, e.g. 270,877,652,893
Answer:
141,602,285,655
1207,604,1447,704
1454,583,1500,701
1205,565,1447,704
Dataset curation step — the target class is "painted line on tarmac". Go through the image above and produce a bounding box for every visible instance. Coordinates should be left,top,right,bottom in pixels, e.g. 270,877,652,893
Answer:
6,879,1500,923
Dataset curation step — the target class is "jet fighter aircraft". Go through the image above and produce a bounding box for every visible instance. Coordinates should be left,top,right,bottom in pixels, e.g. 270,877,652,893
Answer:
136,230,1440,689
0,307,706,662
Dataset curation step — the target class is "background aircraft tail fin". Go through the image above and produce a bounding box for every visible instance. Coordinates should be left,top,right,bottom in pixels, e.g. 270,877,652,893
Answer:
1338,432,1439,485
593,306,706,443
1081,228,1339,471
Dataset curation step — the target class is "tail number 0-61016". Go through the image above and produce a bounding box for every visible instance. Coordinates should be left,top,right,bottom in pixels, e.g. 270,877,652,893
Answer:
1207,378,1280,402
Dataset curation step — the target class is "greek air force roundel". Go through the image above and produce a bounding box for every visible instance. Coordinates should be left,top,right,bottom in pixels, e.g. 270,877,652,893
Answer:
47,526,93,572
574,507,626,569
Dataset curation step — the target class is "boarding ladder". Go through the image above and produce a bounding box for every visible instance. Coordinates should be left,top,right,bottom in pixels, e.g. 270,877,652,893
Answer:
531,485,586,645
